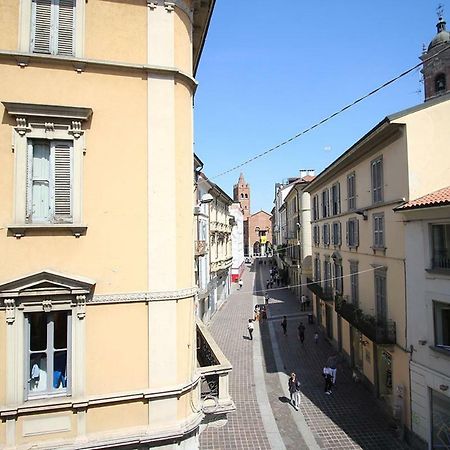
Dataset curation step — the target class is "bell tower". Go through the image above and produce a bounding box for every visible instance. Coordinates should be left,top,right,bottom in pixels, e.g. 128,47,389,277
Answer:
233,173,251,219
421,9,450,101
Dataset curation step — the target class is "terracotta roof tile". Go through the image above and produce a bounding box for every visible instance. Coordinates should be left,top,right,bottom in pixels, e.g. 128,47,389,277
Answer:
396,186,450,210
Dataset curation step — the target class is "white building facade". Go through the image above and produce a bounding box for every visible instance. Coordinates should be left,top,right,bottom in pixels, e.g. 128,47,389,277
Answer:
395,188,450,449
229,203,245,282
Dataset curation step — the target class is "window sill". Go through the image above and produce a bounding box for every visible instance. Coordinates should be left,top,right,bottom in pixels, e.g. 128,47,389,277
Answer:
7,224,87,238
426,268,450,278
371,246,387,255
429,345,450,357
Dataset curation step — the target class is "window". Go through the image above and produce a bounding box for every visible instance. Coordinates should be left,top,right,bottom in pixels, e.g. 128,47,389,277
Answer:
312,195,319,221
347,172,356,211
373,213,385,249
314,256,321,282
323,223,330,246
241,193,244,199
31,0,76,56
346,218,359,248
435,73,446,95
324,258,332,294
431,224,450,270
434,301,450,350
332,222,341,246
374,268,387,323
321,189,329,218
313,225,320,246
27,140,73,224
371,157,383,204
350,261,359,306
245,194,248,198
334,262,343,295
26,311,71,398
331,183,341,215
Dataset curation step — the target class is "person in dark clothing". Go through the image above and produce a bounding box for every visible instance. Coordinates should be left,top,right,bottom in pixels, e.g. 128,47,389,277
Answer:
247,319,254,340
323,366,333,394
281,316,287,335
288,372,301,410
298,322,305,344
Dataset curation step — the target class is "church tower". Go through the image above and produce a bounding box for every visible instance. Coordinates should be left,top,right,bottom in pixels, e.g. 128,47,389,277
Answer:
233,173,251,219
421,12,450,101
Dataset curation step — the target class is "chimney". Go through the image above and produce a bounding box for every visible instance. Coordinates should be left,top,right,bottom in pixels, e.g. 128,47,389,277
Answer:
299,169,315,178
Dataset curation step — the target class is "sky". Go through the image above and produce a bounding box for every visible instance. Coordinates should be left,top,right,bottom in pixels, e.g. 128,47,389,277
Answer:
193,0,449,213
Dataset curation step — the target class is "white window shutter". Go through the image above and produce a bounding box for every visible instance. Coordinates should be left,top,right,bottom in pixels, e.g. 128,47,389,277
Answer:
52,141,72,222
31,0,52,54
26,143,34,222
57,0,75,56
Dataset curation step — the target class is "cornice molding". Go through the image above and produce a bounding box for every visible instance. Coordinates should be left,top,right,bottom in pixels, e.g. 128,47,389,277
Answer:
91,287,197,304
147,0,193,22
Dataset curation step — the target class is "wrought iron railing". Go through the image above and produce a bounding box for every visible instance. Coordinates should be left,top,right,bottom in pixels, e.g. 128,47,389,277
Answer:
335,297,396,345
432,255,450,270
195,240,208,256
306,277,334,302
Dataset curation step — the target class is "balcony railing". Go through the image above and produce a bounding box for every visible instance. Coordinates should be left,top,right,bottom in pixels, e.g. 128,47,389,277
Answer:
335,298,396,345
195,240,208,256
306,278,334,302
196,320,235,416
432,255,450,270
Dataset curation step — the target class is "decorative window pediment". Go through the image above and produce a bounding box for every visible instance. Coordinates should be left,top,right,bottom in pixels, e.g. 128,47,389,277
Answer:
0,270,95,299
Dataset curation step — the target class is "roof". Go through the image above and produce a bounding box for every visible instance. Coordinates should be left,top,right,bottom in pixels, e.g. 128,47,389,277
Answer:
395,186,450,211
250,210,272,218
301,175,315,182
192,0,216,75
305,93,450,193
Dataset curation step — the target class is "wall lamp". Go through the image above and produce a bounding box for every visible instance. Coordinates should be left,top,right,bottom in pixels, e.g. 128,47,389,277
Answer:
355,210,368,220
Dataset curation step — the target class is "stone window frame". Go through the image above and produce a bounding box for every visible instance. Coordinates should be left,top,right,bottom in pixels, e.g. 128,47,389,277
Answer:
2,102,92,238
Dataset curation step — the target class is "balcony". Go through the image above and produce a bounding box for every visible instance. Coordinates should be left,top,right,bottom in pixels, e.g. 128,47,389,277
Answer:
197,320,235,419
306,278,334,303
335,298,396,345
195,240,208,256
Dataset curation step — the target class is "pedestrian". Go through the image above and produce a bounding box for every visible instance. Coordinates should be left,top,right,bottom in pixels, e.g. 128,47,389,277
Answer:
264,293,269,305
298,322,305,344
326,354,338,385
276,275,280,287
281,316,287,335
323,366,333,394
247,319,254,340
261,305,267,321
314,331,319,344
266,280,270,290
288,372,301,410
301,294,307,311
254,305,260,321
238,278,243,290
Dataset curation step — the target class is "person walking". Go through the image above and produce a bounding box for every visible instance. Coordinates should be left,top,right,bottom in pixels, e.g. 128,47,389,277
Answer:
326,354,338,385
314,331,319,344
301,294,307,312
238,278,243,290
247,319,254,340
323,366,333,394
288,372,301,410
281,316,287,336
298,322,305,344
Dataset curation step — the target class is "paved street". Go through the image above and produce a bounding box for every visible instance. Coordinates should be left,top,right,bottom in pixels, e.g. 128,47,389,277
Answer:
200,261,409,449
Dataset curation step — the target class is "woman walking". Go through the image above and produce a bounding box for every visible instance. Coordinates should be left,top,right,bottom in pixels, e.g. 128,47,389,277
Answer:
288,372,301,410
247,319,254,340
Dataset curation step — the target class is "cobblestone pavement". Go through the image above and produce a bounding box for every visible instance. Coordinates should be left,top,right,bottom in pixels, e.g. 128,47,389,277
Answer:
200,260,410,449
199,266,272,450
258,261,409,450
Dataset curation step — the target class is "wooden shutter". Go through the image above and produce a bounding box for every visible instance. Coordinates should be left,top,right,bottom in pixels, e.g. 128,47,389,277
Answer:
345,220,349,246
57,0,75,56
52,141,72,222
32,0,52,54
355,219,359,247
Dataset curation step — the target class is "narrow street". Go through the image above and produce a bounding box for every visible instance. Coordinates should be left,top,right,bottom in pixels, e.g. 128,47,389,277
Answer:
200,260,409,450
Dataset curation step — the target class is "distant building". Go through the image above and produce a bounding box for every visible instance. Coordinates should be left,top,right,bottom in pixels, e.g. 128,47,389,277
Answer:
229,203,245,282
233,173,272,257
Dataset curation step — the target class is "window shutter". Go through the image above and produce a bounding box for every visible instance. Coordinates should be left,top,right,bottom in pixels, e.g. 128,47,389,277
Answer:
355,219,359,246
337,183,341,214
32,0,52,54
26,143,34,222
57,0,75,56
52,142,72,222
345,221,349,246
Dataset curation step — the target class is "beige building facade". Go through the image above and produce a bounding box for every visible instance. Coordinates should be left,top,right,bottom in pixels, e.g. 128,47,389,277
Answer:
0,1,233,449
306,94,450,438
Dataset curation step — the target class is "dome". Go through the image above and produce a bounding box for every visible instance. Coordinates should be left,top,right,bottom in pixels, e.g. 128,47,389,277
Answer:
428,18,450,50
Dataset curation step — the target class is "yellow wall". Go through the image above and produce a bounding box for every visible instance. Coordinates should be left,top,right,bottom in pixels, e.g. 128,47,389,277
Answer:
16,412,77,445
87,401,147,434
86,303,148,395
0,312,5,405
0,0,19,51
176,297,194,383
174,9,193,74
0,64,149,294
84,1,147,63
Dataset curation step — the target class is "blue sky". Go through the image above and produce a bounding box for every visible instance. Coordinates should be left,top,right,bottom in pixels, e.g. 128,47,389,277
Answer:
194,1,449,213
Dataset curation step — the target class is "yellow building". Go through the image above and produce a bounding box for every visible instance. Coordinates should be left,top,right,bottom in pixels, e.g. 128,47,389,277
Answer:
0,1,233,448
305,94,450,436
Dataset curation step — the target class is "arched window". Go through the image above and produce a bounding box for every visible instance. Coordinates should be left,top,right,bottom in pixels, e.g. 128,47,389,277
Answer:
245,194,248,198
241,193,244,199
435,73,446,94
